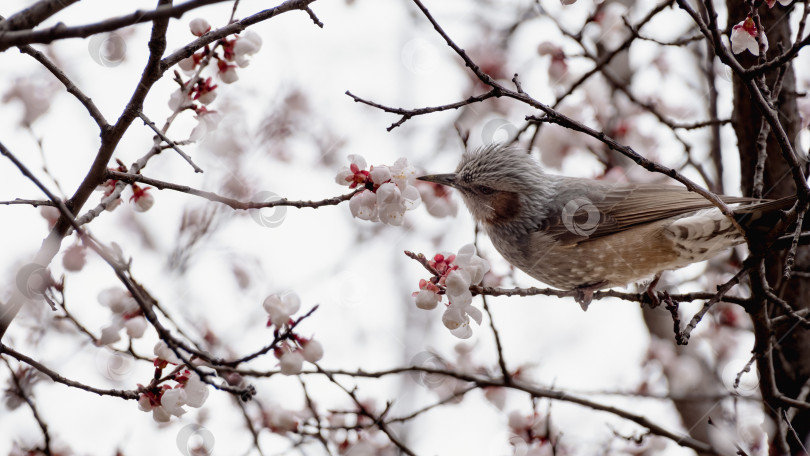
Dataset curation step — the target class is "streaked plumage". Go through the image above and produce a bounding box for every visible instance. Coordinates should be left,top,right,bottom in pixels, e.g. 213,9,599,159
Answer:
419,144,791,300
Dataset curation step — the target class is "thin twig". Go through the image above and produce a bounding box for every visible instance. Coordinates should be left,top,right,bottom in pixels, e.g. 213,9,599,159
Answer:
137,111,203,173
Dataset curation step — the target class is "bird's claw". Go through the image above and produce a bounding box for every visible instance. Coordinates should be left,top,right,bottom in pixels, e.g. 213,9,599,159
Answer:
570,281,609,311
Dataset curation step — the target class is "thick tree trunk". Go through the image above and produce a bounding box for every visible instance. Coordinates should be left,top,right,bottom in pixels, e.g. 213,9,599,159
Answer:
727,2,810,451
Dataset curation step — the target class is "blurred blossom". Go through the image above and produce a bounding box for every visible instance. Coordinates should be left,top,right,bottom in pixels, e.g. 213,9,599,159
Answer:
263,292,301,327
3,78,57,125
189,18,211,37
232,30,263,67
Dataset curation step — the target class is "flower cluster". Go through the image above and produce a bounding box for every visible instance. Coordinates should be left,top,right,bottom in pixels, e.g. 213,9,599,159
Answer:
263,292,324,375
171,19,262,141
730,16,768,56
335,154,421,226
412,244,490,339
95,163,154,212
178,19,263,84
328,400,397,455
137,343,210,423
507,411,557,456
97,287,147,346
274,337,324,376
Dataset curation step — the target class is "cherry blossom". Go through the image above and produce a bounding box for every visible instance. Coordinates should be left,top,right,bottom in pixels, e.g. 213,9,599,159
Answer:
138,369,210,422
95,177,123,211
154,340,182,364
412,244,490,339
39,205,60,228
189,18,211,37
537,42,568,84
731,16,768,56
217,60,239,84
279,350,305,375
189,107,222,142
130,184,154,212
263,291,301,327
62,243,87,272
138,386,172,422
417,181,458,218
335,155,421,225
263,405,303,433
2,78,57,126
301,338,324,362
232,30,263,67
97,287,146,346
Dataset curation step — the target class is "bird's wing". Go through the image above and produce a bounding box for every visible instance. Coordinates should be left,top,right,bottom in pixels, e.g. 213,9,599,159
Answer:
540,178,758,245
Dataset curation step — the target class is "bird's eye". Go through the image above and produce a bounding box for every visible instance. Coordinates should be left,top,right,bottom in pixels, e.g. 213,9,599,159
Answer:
477,185,495,195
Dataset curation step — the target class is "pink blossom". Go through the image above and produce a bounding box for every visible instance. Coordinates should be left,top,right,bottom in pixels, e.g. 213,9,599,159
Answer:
39,206,60,228
62,244,87,271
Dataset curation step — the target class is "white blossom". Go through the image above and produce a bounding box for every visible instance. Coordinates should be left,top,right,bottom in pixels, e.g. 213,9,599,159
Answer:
414,289,441,310
189,18,211,37
301,339,324,363
279,350,304,375
154,340,182,364
731,16,767,55
263,292,301,327
233,30,263,67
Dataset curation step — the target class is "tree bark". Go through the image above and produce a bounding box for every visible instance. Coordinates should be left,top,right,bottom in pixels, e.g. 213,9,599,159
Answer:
728,2,810,451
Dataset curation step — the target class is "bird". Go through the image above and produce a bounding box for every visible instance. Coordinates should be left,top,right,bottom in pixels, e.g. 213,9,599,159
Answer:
418,144,795,309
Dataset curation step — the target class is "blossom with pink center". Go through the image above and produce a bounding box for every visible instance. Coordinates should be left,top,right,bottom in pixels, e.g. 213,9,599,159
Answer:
217,59,239,84
413,245,490,339
95,177,123,211
335,154,370,188
731,16,768,56
194,77,218,105
129,184,154,212
336,155,421,225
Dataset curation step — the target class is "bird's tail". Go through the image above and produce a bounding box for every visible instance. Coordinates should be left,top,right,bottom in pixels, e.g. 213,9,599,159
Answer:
733,196,801,247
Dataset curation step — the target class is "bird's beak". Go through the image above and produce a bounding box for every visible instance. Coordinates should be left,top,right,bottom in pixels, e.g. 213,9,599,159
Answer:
417,173,457,188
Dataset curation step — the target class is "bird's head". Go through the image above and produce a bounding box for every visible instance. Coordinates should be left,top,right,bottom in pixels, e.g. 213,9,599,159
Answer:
418,144,552,227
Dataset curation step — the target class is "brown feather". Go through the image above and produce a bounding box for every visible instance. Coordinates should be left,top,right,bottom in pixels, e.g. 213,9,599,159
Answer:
542,179,762,245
